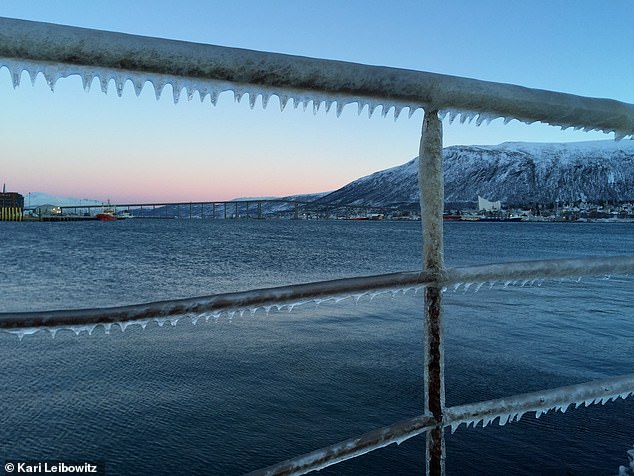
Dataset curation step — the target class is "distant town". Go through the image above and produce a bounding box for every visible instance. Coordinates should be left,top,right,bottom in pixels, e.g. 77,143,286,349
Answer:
2,188,633,223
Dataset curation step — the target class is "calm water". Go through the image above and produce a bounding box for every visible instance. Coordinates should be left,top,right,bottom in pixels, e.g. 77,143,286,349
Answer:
0,219,633,475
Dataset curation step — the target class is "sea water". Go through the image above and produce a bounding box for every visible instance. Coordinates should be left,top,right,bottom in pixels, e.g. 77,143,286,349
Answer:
0,219,632,475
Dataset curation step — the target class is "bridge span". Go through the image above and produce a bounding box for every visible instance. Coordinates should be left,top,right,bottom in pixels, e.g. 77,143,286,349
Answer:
54,199,399,220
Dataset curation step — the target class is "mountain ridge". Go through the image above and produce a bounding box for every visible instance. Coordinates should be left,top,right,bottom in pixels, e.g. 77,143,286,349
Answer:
316,140,634,208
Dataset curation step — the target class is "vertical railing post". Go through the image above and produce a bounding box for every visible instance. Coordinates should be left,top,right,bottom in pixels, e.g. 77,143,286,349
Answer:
418,109,445,476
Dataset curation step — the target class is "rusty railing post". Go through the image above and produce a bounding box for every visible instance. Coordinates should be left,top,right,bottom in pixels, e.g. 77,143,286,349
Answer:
418,109,445,475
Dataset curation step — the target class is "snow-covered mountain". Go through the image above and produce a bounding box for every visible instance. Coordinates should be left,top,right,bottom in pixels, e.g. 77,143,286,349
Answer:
317,140,634,207
22,141,634,211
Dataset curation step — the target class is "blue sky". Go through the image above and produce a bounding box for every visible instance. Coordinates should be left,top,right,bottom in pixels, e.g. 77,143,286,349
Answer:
1,1,633,202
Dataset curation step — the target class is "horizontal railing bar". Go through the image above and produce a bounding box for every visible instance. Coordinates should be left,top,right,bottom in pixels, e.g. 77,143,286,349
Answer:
247,373,634,475
0,256,632,330
245,415,437,476
0,271,434,329
1,17,634,136
445,373,634,431
443,255,634,284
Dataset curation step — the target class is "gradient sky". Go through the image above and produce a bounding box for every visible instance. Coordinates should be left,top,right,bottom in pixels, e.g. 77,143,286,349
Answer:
1,1,633,203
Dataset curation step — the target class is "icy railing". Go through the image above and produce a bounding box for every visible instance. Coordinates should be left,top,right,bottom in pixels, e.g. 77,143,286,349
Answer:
3,16,634,476
2,17,634,138
247,374,634,476
1,256,632,334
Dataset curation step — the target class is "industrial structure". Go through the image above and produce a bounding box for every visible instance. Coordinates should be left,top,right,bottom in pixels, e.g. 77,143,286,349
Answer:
0,185,23,221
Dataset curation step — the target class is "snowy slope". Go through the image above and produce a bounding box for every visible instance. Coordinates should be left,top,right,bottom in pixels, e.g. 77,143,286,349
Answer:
319,140,634,207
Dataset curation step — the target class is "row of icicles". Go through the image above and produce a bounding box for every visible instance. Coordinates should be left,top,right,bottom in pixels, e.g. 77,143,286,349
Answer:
2,273,623,341
3,57,630,136
447,389,634,435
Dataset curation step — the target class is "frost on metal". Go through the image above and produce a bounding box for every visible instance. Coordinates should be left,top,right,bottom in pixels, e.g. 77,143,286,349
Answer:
1,16,634,136
1,256,633,338
246,374,634,476
445,374,634,433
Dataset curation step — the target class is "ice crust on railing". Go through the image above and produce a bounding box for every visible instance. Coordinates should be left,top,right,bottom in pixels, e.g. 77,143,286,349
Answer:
1,16,634,137
3,55,632,137
248,375,634,475
0,57,417,120
3,286,425,340
1,256,633,339
444,374,634,434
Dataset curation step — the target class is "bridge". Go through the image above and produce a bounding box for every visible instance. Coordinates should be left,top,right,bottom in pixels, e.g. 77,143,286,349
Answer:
53,199,394,220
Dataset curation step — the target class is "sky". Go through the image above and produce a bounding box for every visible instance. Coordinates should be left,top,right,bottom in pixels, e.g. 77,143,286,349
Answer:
1,1,633,203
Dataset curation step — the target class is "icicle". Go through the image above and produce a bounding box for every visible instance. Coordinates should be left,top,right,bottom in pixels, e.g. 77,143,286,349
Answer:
278,94,289,111
393,105,403,122
103,323,112,335
324,100,333,113
43,70,57,92
261,92,271,109
407,106,418,119
172,81,182,104
233,89,244,104
198,86,210,103
498,414,510,426
459,111,473,124
114,73,126,97
248,92,257,109
335,101,345,118
152,77,166,100
615,130,628,141
186,84,195,101
26,65,39,86
11,66,21,88
367,102,378,118
128,76,143,97
8,327,40,341
209,87,219,106
99,74,109,94
81,71,94,92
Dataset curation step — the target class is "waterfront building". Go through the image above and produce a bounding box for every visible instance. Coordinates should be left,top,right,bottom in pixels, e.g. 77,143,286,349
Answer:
0,186,24,221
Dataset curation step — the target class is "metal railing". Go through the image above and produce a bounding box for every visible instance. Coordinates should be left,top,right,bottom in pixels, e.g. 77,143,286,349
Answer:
2,17,634,475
